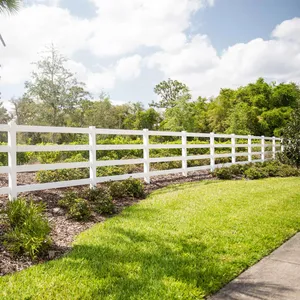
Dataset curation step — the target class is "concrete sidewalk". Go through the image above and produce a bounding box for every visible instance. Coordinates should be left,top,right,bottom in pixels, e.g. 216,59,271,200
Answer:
210,233,300,300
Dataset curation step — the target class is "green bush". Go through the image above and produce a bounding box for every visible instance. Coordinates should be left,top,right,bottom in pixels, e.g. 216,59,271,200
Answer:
86,188,115,214
109,178,145,199
244,167,269,180
212,167,233,180
59,192,91,221
68,198,91,221
3,198,51,259
36,168,89,183
108,181,126,199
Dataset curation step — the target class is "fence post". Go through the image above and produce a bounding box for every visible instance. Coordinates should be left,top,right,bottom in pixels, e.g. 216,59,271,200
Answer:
182,131,187,176
8,120,17,200
272,136,276,159
210,132,215,171
281,138,284,153
248,135,252,163
261,135,265,162
231,134,236,164
89,126,97,189
143,129,150,184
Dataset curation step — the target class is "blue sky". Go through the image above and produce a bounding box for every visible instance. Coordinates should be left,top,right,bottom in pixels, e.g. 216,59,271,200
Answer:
1,0,300,109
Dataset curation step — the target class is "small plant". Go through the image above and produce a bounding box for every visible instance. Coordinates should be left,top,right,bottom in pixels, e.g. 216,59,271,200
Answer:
68,198,91,221
124,178,145,198
36,168,89,183
109,178,145,199
108,181,126,199
3,198,51,259
58,191,77,208
244,167,268,180
86,188,115,214
59,192,91,221
212,167,233,180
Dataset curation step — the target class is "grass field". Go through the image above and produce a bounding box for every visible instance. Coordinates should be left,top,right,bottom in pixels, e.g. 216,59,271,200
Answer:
1,177,300,299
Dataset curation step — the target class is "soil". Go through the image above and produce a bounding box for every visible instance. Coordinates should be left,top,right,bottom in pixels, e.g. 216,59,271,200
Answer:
0,170,212,276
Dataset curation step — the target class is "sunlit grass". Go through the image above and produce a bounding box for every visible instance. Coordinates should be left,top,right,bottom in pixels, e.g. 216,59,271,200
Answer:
1,177,300,299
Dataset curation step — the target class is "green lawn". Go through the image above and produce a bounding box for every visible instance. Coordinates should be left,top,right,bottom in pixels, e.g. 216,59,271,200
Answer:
1,178,300,300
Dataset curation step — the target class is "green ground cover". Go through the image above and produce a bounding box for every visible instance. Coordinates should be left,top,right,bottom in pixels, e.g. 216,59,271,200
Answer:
1,177,300,299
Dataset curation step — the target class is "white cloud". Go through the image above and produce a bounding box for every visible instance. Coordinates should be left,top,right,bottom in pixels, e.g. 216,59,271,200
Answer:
1,0,299,105
147,18,300,98
115,55,142,80
87,0,213,57
0,4,91,85
272,17,300,42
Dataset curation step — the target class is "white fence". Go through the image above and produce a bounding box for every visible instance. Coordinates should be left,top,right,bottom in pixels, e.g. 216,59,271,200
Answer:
0,121,282,200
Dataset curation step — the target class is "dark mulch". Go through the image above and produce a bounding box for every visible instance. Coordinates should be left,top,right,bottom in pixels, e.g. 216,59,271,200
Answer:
0,170,212,276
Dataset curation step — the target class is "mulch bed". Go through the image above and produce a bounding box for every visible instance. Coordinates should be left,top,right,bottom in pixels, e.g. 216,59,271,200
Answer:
0,170,212,276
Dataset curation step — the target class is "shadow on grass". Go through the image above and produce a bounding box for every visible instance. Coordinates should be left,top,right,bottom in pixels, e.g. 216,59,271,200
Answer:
35,224,236,299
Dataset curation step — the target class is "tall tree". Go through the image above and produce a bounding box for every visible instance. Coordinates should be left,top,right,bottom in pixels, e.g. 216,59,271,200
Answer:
0,101,10,123
24,45,90,126
151,78,191,109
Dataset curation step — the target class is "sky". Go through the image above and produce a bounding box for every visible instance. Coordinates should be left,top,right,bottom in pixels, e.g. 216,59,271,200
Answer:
0,0,300,109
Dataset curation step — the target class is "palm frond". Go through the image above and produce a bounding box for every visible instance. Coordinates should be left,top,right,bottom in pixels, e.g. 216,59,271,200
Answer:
0,0,21,14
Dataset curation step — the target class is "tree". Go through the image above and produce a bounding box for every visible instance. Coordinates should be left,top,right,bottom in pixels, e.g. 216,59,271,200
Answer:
0,102,10,123
151,78,191,109
281,107,300,168
24,45,90,126
162,95,195,132
0,0,21,14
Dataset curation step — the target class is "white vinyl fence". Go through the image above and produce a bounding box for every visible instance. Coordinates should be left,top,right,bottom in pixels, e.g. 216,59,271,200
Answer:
0,121,282,200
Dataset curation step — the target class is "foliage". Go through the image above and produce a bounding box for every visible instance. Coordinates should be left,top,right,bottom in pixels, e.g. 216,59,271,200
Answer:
244,167,269,180
0,0,21,14
59,192,91,221
1,178,300,299
36,168,89,183
68,198,91,221
212,160,300,180
151,78,191,109
280,107,300,168
109,178,145,199
85,187,114,214
2,198,51,259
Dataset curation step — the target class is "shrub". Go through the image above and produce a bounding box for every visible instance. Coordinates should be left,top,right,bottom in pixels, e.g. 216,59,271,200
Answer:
124,178,145,198
36,168,89,183
86,188,115,214
58,191,77,208
3,198,51,259
280,107,300,168
68,198,91,221
109,178,145,199
244,167,269,180
212,167,233,180
59,192,91,221
108,181,126,199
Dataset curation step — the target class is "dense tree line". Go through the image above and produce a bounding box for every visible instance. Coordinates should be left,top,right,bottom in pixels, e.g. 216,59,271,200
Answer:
1,47,299,140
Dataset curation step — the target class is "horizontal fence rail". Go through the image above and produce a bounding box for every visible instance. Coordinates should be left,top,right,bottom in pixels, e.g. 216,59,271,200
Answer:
0,121,282,200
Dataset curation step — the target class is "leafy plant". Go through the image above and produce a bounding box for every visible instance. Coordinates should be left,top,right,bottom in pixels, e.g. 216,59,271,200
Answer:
212,167,233,180
59,192,91,221
280,107,300,168
86,188,115,214
68,198,91,221
36,168,89,183
109,178,145,199
3,198,51,259
244,167,269,180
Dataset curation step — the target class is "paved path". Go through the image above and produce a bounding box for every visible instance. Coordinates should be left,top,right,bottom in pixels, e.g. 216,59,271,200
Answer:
210,233,300,300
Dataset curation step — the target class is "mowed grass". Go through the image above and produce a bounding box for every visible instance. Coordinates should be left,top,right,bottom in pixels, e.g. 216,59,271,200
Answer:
1,178,300,300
